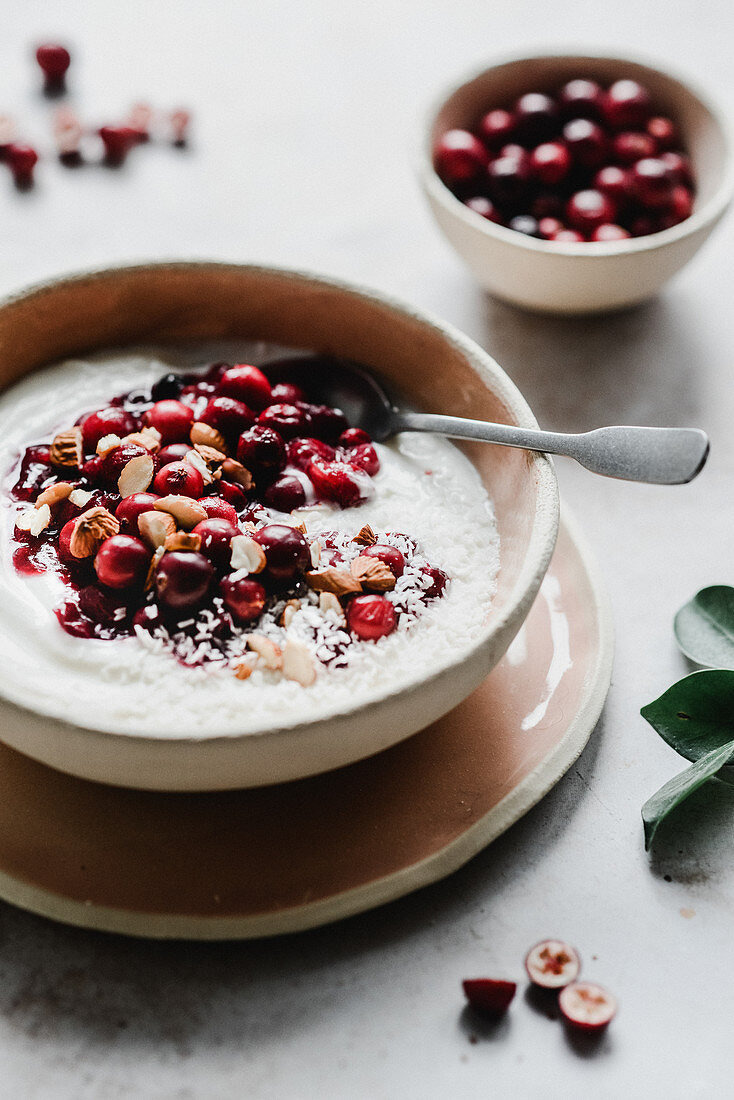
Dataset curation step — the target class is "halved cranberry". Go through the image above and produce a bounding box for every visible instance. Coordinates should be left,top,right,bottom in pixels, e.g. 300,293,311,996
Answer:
217,364,272,410
116,492,160,534
152,461,204,498
81,407,137,452
513,92,558,144
297,403,348,444
7,144,38,187
263,474,307,512
99,126,137,166
566,189,617,233
270,382,306,404
286,437,335,471
94,534,150,589
423,565,448,597
530,141,571,185
593,165,630,204
591,223,631,241
155,550,213,613
558,982,617,1032
464,196,502,223
257,403,311,441
477,108,515,151
362,543,404,577
143,400,194,444
200,396,256,443
308,458,374,508
348,443,380,476
220,575,266,624
602,79,652,130
254,524,310,581
434,129,488,185
525,940,581,989
192,518,239,568
36,43,71,83
462,979,516,1016
630,157,674,209
562,118,607,169
612,131,657,164
646,116,678,151
237,425,286,472
558,78,603,120
338,428,371,449
156,443,192,467
346,594,397,641
11,445,53,501
197,496,238,524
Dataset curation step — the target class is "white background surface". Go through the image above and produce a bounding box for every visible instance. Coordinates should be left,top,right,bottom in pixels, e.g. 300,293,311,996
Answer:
1,1,733,1097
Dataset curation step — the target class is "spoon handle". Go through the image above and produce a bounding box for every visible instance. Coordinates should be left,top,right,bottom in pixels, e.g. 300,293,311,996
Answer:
392,412,709,485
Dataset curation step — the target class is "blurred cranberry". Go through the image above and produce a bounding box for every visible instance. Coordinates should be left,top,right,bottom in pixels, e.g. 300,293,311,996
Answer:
347,595,397,641
192,518,239,568
538,216,564,239
254,524,309,581
663,185,694,225
99,125,137,166
217,364,272,410
530,141,571,185
151,373,184,401
338,428,371,449
486,154,531,207
220,576,266,624
36,43,71,92
566,189,616,232
263,474,307,512
646,116,678,151
286,437,335,471
630,157,675,208
434,129,488,184
81,407,137,453
143,400,194,444
613,131,657,164
513,93,558,144
594,165,630,204
660,151,693,187
558,79,604,119
94,535,150,589
6,144,38,187
116,492,160,534
464,196,502,222
531,193,564,220
630,214,658,237
508,215,541,237
602,80,652,130
477,108,515,151
553,228,585,242
499,143,526,161
591,223,631,241
562,119,607,169
155,551,213,613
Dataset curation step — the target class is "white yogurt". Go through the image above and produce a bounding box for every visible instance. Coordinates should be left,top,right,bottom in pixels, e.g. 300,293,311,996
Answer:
0,350,500,737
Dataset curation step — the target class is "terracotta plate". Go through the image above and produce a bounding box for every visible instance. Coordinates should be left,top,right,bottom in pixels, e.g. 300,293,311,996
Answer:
0,507,612,939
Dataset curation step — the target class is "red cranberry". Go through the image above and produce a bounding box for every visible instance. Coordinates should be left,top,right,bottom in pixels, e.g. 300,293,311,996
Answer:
6,144,38,187
630,214,659,237
660,151,693,187
286,437,335,471
94,534,150,589
202,361,230,383
217,364,272,410
237,425,286,471
362,543,405,578
646,116,678,151
499,143,526,161
423,565,448,598
613,131,657,164
308,458,374,508
508,215,541,238
143,400,194,444
593,164,630,204
346,443,380,476
486,154,531,207
558,982,617,1032
192,518,239,568
217,480,249,510
270,382,306,404
298,403,349,444
553,228,585,242
591,223,631,241
602,79,652,130
99,443,149,488
346,595,397,641
257,403,312,441
220,576,266,624
116,492,160,534
660,185,694,227
434,129,488,184
197,496,238,524
254,524,310,581
263,474,307,512
36,44,71,85
338,428,371,449
566,189,616,233
531,193,564,220
78,584,129,627
11,445,53,501
200,395,256,443
99,125,137,166
462,979,517,1017
513,93,558,144
464,196,502,223
153,460,204,498
525,939,581,989
477,109,515,151
530,141,571,185
630,157,674,209
81,407,137,453
57,518,79,564
156,443,192,466
155,551,213,613
538,216,564,239
558,78,604,120
133,604,162,634
562,118,607,169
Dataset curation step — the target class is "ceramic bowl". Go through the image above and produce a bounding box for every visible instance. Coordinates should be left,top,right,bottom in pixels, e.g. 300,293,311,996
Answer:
0,263,558,790
420,52,734,314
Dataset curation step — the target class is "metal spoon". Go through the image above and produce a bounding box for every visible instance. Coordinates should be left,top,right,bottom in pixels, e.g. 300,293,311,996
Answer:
266,355,709,485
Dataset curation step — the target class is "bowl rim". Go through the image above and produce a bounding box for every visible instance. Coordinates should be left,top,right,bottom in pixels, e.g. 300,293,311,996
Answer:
419,48,734,258
0,260,559,745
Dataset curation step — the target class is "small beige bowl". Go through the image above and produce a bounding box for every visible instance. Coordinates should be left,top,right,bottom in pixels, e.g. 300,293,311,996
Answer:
420,52,734,314
0,263,558,790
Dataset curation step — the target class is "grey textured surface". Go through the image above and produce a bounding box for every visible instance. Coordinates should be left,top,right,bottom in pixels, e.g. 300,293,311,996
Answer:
1,1,733,1096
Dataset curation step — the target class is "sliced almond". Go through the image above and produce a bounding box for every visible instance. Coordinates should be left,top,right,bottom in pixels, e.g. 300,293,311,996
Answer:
117,452,155,498
193,443,226,480
247,634,282,671
293,520,308,535
68,506,120,558
69,488,94,508
154,495,208,530
279,599,301,628
353,523,377,546
96,433,121,456
305,567,362,598
50,427,83,469
35,481,73,508
16,503,51,535
145,545,165,592
350,555,396,592
230,535,267,574
164,531,202,552
309,540,321,567
234,662,253,681
282,638,317,687
184,448,214,486
191,421,227,453
319,591,345,621
221,458,253,490
122,426,161,453
138,510,176,550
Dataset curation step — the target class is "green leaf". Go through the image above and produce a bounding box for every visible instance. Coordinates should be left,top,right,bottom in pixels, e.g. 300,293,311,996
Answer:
642,739,734,849
674,586,734,668
640,670,734,762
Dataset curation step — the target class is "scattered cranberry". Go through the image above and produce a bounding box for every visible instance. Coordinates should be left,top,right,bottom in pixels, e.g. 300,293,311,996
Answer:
477,109,515,151
257,403,311,441
218,364,272,410
192,518,239,569
81,406,137,452
566,189,616,233
127,102,152,143
308,458,373,508
36,43,71,92
362,543,404,578
602,79,652,130
116,492,160,534
346,594,397,641
464,196,502,222
153,460,204,498
462,979,516,1016
254,523,310,581
6,144,38,188
78,584,129,627
559,981,617,1032
562,118,607,169
558,78,604,120
143,399,194,444
197,496,238,524
530,141,571,185
0,115,17,159
286,437,335,471
237,425,286,472
263,474,307,512
220,575,266,624
169,108,191,146
434,129,488,185
99,125,138,167
94,534,150,589
155,550,213,613
98,443,149,488
525,940,581,989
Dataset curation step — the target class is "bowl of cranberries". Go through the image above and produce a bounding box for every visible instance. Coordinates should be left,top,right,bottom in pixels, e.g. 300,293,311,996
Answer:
422,53,733,313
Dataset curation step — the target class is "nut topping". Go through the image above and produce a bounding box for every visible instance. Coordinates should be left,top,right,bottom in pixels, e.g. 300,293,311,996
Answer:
230,535,267,574
122,426,161,453
280,598,301,627
220,458,253,490
234,662,253,680
35,481,73,508
305,567,362,598
282,638,317,686
350,555,396,592
96,433,121,456
69,488,94,508
68,506,120,558
190,421,227,453
117,453,155,498
193,443,226,478
144,545,165,592
319,591,346,622
50,427,83,469
16,503,51,535
184,448,214,486
247,634,282,670
353,524,377,546
138,510,176,549
309,540,321,567
164,531,202,552
154,495,208,529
